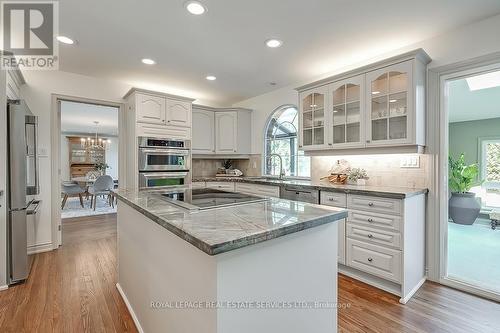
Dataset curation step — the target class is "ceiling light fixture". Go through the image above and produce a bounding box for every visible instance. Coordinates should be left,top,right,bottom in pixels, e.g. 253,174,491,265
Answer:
185,1,206,15
56,36,75,44
466,70,500,91
206,75,216,81
142,58,156,65
372,91,380,95
389,99,397,103
265,39,283,48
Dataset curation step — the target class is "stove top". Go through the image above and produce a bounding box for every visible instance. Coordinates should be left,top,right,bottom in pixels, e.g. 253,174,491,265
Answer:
159,188,269,211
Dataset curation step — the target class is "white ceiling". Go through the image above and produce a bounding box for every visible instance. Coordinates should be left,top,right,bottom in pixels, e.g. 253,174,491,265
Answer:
57,0,500,105
448,75,500,123
60,101,119,136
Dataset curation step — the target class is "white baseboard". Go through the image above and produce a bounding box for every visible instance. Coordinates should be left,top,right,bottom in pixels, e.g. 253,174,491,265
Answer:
27,241,53,255
400,277,426,304
0,285,8,292
116,283,144,333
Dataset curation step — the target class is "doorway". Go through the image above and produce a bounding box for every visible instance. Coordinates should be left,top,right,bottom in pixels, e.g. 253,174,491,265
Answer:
51,96,125,247
440,64,500,301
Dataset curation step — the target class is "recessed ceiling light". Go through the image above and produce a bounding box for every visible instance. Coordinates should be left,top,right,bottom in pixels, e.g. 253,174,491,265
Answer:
142,58,156,65
389,99,397,103
466,70,500,91
265,39,283,48
206,75,216,81
372,91,380,95
56,36,74,45
185,1,206,15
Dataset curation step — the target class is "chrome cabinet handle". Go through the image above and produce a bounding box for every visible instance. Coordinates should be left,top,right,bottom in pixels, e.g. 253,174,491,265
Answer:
367,218,373,222
328,197,336,201
367,258,373,262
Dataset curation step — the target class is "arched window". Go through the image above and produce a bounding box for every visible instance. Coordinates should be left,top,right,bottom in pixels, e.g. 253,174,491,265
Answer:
264,105,310,178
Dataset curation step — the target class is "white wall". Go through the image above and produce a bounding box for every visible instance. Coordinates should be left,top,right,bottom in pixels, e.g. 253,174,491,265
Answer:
60,133,119,181
234,13,500,154
20,70,130,251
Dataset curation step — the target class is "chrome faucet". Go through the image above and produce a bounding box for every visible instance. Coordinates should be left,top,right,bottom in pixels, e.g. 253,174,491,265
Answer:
269,153,285,180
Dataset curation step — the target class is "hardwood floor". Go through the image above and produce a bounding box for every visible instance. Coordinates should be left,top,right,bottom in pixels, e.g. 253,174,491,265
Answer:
0,213,499,332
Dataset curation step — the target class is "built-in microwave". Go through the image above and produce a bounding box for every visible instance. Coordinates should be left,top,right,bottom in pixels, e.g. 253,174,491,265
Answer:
138,137,191,172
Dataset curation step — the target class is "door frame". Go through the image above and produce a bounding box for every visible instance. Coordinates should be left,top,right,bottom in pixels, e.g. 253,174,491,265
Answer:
427,51,500,302
50,94,126,248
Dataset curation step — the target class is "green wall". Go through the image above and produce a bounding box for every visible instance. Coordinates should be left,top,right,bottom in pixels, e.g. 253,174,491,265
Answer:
449,117,500,164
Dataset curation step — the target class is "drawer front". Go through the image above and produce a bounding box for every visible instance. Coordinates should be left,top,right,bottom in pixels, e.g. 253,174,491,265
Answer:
348,210,402,232
347,223,401,249
348,195,402,216
235,183,280,198
320,191,347,208
346,238,402,283
338,219,346,265
206,182,235,192
191,182,206,189
136,123,191,140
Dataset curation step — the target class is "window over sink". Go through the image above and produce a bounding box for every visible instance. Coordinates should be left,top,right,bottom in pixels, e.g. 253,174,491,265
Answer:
264,105,310,178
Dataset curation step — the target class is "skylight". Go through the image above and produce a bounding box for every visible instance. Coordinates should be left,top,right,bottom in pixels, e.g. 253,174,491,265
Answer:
466,70,500,91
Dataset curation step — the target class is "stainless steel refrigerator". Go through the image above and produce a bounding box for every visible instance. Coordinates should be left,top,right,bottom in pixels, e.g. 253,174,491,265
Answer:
6,99,39,285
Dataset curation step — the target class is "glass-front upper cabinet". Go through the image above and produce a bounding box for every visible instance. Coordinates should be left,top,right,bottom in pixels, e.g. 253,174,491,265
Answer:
299,87,328,150
329,75,365,148
366,60,413,146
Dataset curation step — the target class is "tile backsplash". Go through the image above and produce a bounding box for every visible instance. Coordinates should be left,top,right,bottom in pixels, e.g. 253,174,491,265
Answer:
311,154,430,188
192,155,262,177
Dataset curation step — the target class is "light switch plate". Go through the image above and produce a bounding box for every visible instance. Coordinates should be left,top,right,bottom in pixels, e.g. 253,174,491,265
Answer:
400,155,420,168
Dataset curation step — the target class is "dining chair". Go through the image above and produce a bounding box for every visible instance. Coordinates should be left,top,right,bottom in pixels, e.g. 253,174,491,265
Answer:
88,175,114,211
61,182,86,209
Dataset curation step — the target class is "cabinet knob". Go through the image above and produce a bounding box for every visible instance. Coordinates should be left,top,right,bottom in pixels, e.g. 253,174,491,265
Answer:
299,145,303,148
367,258,373,262
328,198,335,201
366,140,370,143
367,218,373,222
328,143,332,146
368,202,374,206
162,120,165,122
233,150,236,152
367,234,373,238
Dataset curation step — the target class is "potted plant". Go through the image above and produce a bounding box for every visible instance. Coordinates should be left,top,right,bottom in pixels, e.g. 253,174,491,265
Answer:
448,154,482,225
95,162,110,176
347,168,369,185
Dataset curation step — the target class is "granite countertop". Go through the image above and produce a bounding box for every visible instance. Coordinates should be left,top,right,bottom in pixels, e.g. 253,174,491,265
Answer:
192,177,428,199
114,188,347,256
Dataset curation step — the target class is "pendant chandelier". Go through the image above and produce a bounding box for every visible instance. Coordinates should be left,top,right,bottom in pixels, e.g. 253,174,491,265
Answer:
81,121,111,150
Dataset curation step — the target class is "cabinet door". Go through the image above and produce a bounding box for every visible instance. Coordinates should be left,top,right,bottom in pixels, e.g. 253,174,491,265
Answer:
192,109,215,154
166,99,191,127
366,61,413,146
136,93,166,124
299,87,328,150
215,112,238,153
329,75,365,148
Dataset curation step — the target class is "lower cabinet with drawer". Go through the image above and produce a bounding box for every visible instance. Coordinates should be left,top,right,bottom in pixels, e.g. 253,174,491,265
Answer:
322,191,426,304
320,191,347,265
235,183,280,198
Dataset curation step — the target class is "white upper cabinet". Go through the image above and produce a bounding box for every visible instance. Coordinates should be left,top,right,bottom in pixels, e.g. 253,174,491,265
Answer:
299,86,328,150
136,93,166,125
192,108,215,154
296,49,430,152
166,99,191,128
215,111,238,153
366,61,413,146
329,75,365,149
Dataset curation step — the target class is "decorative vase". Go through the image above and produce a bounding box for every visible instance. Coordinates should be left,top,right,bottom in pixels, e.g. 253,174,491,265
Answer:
448,192,481,225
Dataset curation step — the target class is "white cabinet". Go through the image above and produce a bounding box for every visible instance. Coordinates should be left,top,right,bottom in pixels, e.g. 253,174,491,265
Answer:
192,106,252,156
136,93,166,125
297,49,430,152
215,112,238,153
235,183,280,198
166,99,191,127
366,61,414,146
299,86,328,150
320,192,347,265
192,108,215,154
329,75,365,149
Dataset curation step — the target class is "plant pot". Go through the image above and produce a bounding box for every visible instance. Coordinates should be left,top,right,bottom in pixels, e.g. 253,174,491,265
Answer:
448,192,480,225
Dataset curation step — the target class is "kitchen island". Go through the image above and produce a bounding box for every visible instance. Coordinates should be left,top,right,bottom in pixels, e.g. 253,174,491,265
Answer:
114,188,347,333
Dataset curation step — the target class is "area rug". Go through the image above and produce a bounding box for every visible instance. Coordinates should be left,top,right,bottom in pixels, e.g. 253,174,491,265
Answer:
61,195,117,219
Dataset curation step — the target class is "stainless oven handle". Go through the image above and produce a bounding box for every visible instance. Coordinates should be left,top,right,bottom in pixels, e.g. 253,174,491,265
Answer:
139,148,189,155
141,172,189,179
